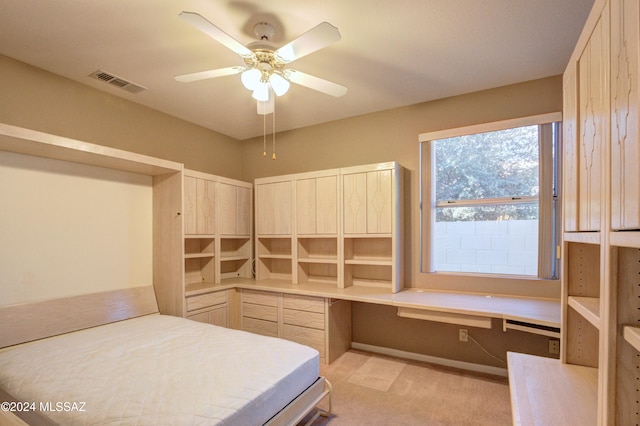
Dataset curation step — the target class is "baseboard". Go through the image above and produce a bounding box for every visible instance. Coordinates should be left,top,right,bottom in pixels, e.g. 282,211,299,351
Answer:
351,342,508,377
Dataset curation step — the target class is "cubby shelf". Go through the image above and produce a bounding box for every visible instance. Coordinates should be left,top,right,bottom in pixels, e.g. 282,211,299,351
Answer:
623,326,640,353
567,296,601,329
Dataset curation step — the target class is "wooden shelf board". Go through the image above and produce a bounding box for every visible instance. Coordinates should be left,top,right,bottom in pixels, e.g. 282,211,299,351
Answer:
0,122,181,176
220,255,250,262
623,326,640,353
563,232,601,244
258,254,293,260
298,257,339,264
344,234,393,239
507,352,597,426
567,296,600,329
184,234,216,239
609,231,640,248
344,258,393,266
184,253,215,259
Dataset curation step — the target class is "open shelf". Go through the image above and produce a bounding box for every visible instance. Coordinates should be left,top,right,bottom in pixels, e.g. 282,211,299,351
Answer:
623,326,640,352
184,257,215,286
258,237,292,258
344,237,392,262
184,238,215,257
297,237,337,263
297,262,338,285
220,237,251,259
568,296,600,329
257,257,292,281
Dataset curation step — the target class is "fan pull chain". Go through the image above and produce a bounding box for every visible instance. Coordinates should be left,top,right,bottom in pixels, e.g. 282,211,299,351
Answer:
272,101,276,160
262,112,267,157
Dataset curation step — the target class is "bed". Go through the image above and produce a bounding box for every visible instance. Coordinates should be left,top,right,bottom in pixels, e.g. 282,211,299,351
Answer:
0,286,331,425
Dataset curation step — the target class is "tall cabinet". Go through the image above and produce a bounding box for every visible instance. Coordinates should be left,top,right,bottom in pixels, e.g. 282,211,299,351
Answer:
562,0,640,424
183,169,253,327
254,162,404,292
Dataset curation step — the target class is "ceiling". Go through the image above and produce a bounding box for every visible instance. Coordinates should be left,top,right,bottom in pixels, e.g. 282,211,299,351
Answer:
0,0,594,141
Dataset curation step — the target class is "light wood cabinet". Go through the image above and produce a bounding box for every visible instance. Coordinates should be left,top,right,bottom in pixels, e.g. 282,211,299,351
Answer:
256,180,292,235
184,175,216,235
341,163,403,293
218,182,252,236
577,7,609,232
296,174,338,235
563,64,580,232
610,0,640,231
183,170,253,314
186,290,228,327
254,162,403,292
240,289,351,364
343,168,393,234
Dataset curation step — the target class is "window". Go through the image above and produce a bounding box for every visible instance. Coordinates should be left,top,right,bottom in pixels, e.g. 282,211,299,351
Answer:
420,114,561,279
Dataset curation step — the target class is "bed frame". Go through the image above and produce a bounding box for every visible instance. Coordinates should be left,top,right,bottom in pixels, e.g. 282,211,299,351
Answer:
0,286,331,425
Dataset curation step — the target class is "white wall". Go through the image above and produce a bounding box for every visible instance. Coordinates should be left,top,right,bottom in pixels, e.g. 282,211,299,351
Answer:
0,151,153,305
433,220,538,275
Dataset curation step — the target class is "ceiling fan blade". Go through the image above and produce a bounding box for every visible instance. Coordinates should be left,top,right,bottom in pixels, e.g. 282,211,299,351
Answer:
274,22,341,63
179,11,254,59
285,70,347,97
175,66,244,83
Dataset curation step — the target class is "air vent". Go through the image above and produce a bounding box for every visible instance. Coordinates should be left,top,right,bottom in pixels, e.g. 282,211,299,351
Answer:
89,70,146,94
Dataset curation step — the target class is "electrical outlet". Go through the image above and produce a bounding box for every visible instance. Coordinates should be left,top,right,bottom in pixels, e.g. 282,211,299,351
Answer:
549,339,560,355
459,329,469,342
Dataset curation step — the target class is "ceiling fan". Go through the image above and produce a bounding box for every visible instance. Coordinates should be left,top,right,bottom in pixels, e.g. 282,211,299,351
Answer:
175,11,347,114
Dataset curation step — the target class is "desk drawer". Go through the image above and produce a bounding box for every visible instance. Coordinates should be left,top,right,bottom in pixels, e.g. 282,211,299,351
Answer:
243,317,278,337
283,324,325,357
243,303,278,322
242,289,278,306
283,294,325,313
186,291,227,312
283,308,325,330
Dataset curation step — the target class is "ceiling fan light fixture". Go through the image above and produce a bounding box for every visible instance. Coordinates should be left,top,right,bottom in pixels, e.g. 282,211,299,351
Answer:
257,96,274,115
252,82,270,101
270,73,290,96
241,68,261,90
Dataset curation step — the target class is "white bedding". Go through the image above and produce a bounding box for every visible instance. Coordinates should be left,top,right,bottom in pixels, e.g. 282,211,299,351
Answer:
0,314,320,425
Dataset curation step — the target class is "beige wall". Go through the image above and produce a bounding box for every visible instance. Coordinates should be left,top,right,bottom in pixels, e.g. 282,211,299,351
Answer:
0,54,243,179
242,75,563,299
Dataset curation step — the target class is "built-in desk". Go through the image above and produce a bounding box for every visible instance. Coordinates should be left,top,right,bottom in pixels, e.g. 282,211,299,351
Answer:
196,278,561,334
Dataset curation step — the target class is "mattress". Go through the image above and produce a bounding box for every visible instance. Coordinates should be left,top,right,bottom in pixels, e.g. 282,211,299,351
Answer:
0,314,320,425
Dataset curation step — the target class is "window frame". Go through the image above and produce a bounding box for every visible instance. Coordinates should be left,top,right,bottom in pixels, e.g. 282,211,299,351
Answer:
419,112,562,279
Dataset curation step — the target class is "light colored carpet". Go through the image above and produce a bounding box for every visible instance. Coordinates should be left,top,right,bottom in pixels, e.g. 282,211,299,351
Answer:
303,349,512,425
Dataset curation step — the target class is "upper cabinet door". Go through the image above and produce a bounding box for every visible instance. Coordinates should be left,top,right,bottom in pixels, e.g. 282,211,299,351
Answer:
184,176,198,235
366,170,392,234
183,176,215,235
256,181,292,235
611,0,640,230
296,175,338,235
196,178,216,234
563,64,579,232
343,172,368,234
343,169,392,234
577,9,609,231
218,183,252,236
